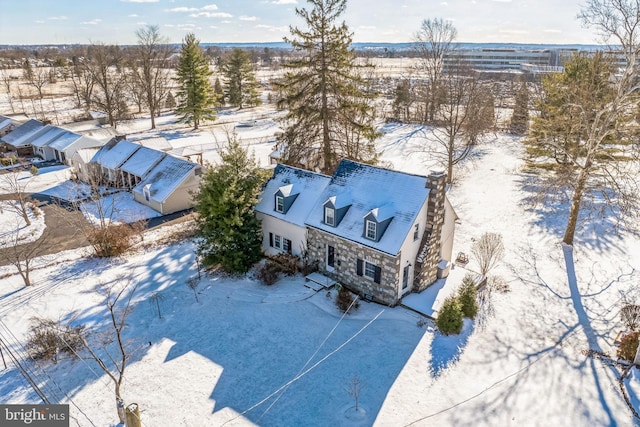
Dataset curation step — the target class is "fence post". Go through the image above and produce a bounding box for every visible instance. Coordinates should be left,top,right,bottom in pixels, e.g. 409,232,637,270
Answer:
125,403,141,427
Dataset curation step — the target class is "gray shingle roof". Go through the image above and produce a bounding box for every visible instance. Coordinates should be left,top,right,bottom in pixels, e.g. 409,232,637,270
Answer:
305,159,430,256
132,155,197,203
1,119,44,147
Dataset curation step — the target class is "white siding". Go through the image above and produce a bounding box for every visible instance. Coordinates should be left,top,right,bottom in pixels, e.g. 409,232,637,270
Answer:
396,199,430,300
257,212,308,257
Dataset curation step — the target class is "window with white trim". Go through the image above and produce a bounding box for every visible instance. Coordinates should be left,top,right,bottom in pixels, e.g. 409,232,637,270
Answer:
413,223,419,241
275,195,284,213
324,206,335,226
366,220,377,240
269,232,292,254
364,261,377,279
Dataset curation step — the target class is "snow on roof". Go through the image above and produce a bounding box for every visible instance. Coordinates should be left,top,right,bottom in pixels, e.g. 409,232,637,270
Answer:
120,146,166,178
306,159,430,256
132,155,198,203
366,203,395,221
74,147,101,163
135,136,173,151
29,125,66,148
91,139,141,170
48,131,83,151
61,119,104,132
1,119,44,146
75,127,119,142
0,117,13,132
255,164,331,227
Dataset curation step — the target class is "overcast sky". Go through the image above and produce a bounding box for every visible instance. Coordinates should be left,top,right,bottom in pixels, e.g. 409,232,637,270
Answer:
0,0,600,46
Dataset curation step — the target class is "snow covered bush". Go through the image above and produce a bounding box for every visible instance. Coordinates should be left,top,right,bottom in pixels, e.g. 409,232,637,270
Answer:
620,304,640,331
256,260,284,286
436,296,464,335
26,318,85,363
87,223,136,257
457,274,479,319
617,331,640,362
336,286,360,314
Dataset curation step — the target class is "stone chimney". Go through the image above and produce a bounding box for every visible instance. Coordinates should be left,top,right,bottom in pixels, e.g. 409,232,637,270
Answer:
414,171,447,292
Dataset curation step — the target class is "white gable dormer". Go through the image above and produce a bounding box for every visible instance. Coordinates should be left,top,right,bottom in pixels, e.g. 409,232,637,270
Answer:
323,192,351,227
363,204,394,242
274,183,299,214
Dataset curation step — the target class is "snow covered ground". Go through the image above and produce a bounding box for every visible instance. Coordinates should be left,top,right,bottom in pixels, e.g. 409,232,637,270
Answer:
1,114,640,427
0,200,45,247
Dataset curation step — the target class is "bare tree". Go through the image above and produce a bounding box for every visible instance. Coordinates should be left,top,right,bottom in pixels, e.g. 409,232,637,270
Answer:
471,232,505,277
413,18,457,123
427,62,493,183
80,277,138,425
0,67,16,113
83,43,129,128
0,220,48,287
345,375,366,412
186,276,200,303
548,0,640,246
68,58,95,113
148,292,164,319
621,304,640,331
1,171,33,226
132,25,172,129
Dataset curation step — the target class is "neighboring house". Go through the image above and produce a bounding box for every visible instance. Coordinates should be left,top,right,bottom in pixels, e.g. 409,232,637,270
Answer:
90,139,141,185
258,159,457,306
71,147,101,182
255,164,331,257
62,119,122,143
30,125,67,160
15,123,105,164
48,132,104,165
0,118,44,156
119,146,166,189
132,154,202,215
135,136,173,152
0,115,19,139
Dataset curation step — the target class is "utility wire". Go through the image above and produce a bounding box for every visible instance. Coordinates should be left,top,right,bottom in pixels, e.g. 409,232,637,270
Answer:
258,295,361,420
223,308,385,426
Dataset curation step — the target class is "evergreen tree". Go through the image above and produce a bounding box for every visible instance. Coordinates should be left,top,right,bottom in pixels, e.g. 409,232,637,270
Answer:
457,274,478,319
276,0,378,174
392,79,413,122
221,48,262,108
164,91,176,110
435,296,464,335
194,136,269,273
175,33,217,129
509,81,529,135
214,77,224,104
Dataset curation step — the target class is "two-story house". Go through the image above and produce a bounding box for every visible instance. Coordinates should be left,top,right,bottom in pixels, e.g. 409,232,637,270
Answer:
256,159,457,306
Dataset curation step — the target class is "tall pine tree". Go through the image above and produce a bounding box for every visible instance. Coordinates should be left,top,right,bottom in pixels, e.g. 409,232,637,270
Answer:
221,48,262,108
175,33,217,129
276,0,378,174
194,136,269,273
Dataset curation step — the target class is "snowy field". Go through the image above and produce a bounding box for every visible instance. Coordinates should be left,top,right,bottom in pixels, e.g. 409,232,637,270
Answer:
1,80,640,425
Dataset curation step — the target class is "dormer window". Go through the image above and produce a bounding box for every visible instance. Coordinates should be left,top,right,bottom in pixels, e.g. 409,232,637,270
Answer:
275,195,284,213
274,184,298,214
324,206,335,226
365,220,377,240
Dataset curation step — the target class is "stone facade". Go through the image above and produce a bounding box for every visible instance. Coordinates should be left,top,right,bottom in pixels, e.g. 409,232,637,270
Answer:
414,172,447,292
307,227,401,305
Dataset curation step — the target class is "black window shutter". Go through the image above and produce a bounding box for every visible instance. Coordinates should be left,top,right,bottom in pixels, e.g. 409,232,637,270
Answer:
374,266,382,284
269,232,273,247
356,259,363,276
286,239,292,254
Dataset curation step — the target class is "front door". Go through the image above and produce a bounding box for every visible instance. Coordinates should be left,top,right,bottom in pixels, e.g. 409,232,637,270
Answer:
326,245,335,270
